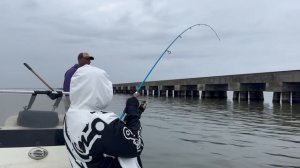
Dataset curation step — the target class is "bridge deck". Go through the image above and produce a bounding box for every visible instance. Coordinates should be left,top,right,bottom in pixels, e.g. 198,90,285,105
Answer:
113,70,300,104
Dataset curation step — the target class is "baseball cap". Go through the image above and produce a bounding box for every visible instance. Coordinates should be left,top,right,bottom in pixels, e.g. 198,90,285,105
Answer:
78,52,94,60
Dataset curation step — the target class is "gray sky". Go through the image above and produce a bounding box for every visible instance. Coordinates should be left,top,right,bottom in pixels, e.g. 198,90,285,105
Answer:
1,0,300,89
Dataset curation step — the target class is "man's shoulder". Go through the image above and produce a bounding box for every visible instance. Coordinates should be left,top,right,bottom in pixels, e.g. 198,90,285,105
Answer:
64,64,79,78
66,64,79,72
80,65,107,74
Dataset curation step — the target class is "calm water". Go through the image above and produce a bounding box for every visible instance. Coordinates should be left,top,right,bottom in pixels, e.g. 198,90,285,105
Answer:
108,94,300,168
1,92,300,168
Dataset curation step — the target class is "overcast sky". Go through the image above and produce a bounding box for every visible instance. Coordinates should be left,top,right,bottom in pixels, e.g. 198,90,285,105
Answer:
1,0,300,89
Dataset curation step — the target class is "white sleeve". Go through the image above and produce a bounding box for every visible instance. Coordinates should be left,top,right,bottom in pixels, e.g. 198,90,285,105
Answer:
118,157,141,168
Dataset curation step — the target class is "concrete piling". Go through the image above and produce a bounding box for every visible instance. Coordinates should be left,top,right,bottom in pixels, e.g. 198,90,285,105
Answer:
240,91,249,101
249,91,264,101
272,92,281,103
233,91,240,101
282,92,291,103
292,92,300,103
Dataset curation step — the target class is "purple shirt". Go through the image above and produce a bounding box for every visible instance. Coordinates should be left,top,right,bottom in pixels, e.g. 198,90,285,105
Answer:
63,64,80,92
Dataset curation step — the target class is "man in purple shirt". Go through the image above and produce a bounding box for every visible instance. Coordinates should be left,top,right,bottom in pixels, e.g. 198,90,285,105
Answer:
63,52,94,110
63,52,94,92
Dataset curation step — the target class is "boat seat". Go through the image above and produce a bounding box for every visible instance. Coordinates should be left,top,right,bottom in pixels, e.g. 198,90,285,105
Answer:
17,110,59,128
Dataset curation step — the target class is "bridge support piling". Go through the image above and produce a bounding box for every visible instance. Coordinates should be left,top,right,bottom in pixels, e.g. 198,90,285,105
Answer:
240,91,249,101
186,90,194,97
292,92,300,103
217,91,227,99
282,92,291,103
203,91,213,99
178,90,186,97
161,90,167,97
201,91,205,99
249,91,264,101
233,91,240,101
194,90,200,98
272,92,281,103
200,91,226,99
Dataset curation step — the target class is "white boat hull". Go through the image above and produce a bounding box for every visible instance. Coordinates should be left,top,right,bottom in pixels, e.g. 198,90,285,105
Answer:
0,146,70,168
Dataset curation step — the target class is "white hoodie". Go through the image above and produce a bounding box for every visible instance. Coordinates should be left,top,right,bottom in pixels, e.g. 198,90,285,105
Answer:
66,65,116,144
63,65,143,168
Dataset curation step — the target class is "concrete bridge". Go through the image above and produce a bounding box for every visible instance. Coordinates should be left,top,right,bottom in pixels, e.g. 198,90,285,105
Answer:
113,70,300,104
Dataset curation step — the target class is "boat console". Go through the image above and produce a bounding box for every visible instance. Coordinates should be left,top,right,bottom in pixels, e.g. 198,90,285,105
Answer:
0,90,70,167
16,91,62,128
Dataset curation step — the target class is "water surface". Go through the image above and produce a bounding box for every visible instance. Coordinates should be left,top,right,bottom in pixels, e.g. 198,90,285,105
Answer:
108,94,300,168
0,92,299,168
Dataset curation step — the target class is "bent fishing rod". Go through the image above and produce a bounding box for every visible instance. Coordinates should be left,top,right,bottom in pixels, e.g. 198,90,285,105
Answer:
120,24,221,121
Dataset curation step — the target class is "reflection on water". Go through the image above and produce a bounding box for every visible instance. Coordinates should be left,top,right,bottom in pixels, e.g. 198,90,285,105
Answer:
107,95,300,168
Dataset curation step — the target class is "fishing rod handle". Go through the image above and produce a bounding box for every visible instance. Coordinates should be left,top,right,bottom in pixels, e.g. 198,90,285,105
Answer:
23,63,55,91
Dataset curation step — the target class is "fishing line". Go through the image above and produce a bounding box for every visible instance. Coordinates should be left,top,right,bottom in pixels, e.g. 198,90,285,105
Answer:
120,24,221,121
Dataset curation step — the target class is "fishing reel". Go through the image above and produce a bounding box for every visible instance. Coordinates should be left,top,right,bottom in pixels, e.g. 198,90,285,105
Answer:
139,100,147,113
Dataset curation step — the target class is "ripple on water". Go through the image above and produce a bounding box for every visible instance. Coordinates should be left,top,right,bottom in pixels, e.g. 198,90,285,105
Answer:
108,95,300,168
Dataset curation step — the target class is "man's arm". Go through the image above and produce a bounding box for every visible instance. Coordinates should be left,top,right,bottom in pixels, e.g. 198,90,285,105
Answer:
63,67,77,92
97,97,144,158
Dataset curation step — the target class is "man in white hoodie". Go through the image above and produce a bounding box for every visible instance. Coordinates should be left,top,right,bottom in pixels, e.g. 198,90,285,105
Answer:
63,64,144,168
